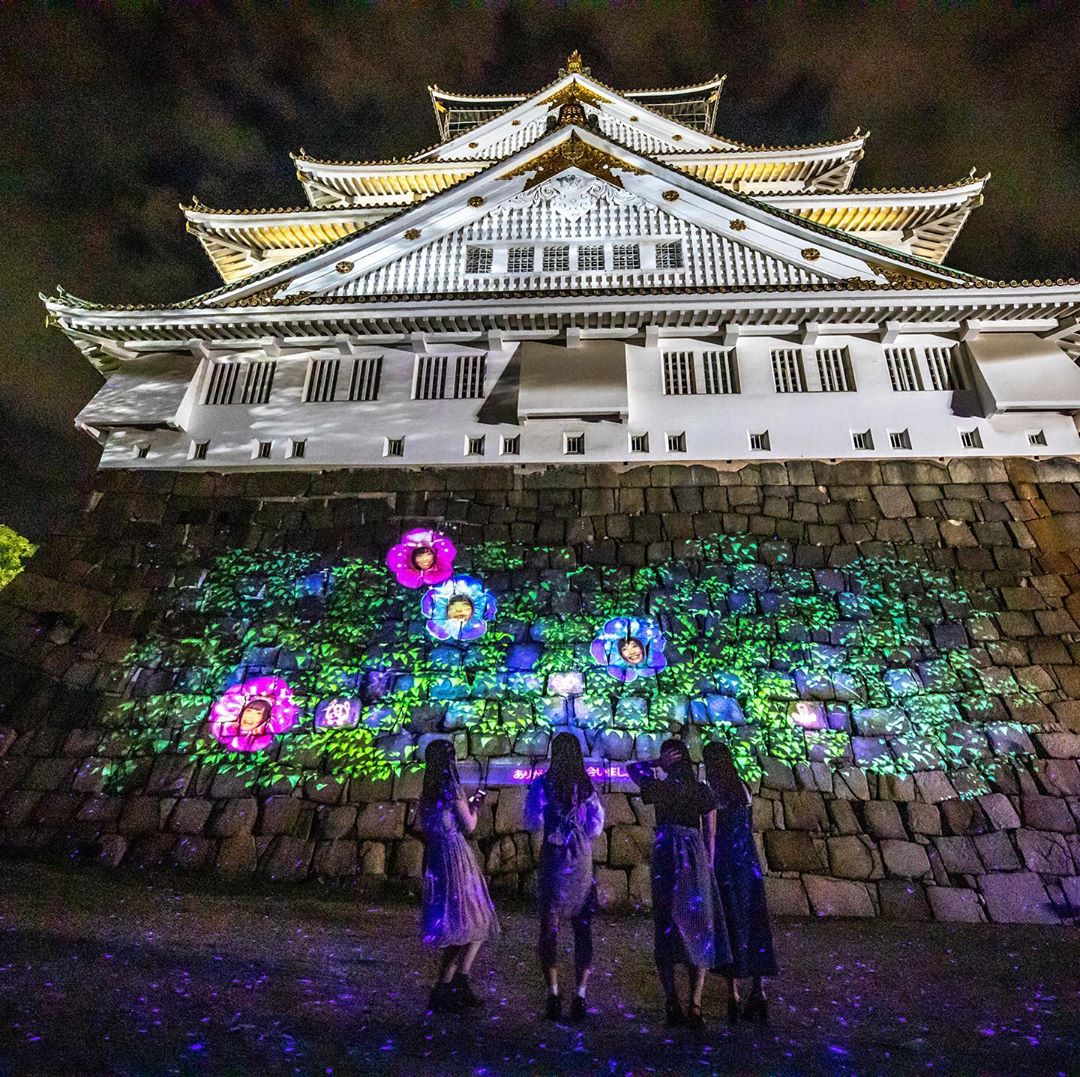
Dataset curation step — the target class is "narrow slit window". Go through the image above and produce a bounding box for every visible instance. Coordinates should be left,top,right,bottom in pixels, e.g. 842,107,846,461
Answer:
666,432,687,453
348,356,382,402
384,436,405,458
506,246,535,273
851,430,874,450
578,244,605,271
630,432,649,453
240,360,276,405
749,431,770,451
465,435,486,456
884,347,923,392
542,245,570,272
654,240,684,270
612,243,640,270
499,434,520,456
662,351,696,395
564,432,585,456
191,440,209,460
133,443,150,459
889,429,911,449
304,357,340,403
465,246,493,273
771,349,807,393
289,439,306,459
414,354,448,400
960,428,982,449
816,348,854,392
255,441,272,460
1028,430,1047,447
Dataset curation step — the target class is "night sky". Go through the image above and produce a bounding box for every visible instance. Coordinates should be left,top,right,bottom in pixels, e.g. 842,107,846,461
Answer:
3,2,1080,538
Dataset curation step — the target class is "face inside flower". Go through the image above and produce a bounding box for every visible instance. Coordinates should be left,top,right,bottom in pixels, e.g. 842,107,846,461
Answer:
411,546,436,571
237,698,272,736
618,638,646,665
446,596,474,622
325,700,352,726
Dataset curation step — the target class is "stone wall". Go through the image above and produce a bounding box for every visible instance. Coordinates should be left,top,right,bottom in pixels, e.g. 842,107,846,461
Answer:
1,459,1080,924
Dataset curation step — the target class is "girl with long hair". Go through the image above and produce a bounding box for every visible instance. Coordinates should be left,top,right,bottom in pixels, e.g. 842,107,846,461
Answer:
628,739,730,1029
702,740,777,1023
417,738,499,1014
523,732,604,1022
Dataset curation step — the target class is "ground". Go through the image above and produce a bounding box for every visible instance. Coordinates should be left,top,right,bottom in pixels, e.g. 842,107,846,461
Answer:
0,862,1076,1076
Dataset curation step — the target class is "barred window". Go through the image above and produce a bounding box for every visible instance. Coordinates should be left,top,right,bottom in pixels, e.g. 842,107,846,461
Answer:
289,439,307,459
926,345,966,391
465,246,493,273
1028,430,1047,447
578,244,605,271
191,440,209,460
960,428,982,449
890,429,911,449
749,431,770,451
702,350,739,394
384,436,405,457
255,440,272,460
500,434,520,456
654,241,684,270
851,430,874,450
240,360,276,405
815,348,854,392
884,347,923,392
453,354,486,399
771,349,807,393
304,357,340,403
347,356,382,402
666,431,687,453
662,351,697,395
630,432,649,453
204,361,240,405
506,246,535,273
465,435,486,456
543,245,570,272
414,355,448,400
564,433,585,455
612,243,641,270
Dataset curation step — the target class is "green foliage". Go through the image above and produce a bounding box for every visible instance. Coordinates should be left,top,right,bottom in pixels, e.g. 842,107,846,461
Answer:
0,525,35,591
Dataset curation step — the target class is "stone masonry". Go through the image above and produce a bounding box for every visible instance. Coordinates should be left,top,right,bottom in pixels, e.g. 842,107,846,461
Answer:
1,458,1080,924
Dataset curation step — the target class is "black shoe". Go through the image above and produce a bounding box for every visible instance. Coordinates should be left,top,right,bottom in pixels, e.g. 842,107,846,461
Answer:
743,994,768,1024
545,993,562,1021
665,998,685,1027
451,973,482,1010
428,982,459,1014
569,996,587,1022
686,1003,705,1030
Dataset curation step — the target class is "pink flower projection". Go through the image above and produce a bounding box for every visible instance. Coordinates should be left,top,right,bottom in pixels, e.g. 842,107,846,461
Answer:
209,676,299,752
386,528,456,588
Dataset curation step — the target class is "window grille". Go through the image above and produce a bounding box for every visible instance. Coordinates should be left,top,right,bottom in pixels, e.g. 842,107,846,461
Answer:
666,431,687,453
204,362,240,405
815,348,854,392
771,349,807,393
889,429,911,450
465,246,493,273
255,441,272,460
414,355,448,400
960,428,982,449
134,443,150,459
702,350,739,395
926,345,966,390
384,436,405,457
348,356,382,402
1028,430,1047,447
500,434,520,456
578,244,605,271
543,245,570,272
453,354,486,399
564,433,585,455
507,246,534,273
662,351,697,395
304,357,340,403
466,435,486,456
851,430,874,450
749,431,770,451
884,347,923,392
612,243,641,270
290,439,306,459
655,241,684,270
191,441,209,460
630,432,649,453
240,360,276,405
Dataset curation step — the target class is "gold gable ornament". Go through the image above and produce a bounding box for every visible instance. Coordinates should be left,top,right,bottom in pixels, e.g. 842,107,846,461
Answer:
540,80,610,111
502,132,643,190
561,49,590,76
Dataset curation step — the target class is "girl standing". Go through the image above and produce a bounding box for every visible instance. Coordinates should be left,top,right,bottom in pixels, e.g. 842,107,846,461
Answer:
523,732,605,1022
703,741,777,1023
417,738,499,1014
628,740,730,1029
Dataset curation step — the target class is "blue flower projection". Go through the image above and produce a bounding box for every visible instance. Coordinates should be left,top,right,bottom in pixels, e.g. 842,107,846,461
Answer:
590,616,668,683
421,575,496,642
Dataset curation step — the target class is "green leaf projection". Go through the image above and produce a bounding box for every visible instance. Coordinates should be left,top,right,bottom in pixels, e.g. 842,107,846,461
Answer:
109,534,1036,796
0,525,36,592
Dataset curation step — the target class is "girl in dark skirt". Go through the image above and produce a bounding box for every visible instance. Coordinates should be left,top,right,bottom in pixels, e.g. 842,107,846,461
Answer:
703,741,778,1023
628,739,730,1028
524,732,605,1022
417,738,500,1014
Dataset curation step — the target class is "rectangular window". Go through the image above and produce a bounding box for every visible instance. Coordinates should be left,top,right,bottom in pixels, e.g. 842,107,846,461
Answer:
507,246,535,273
465,246,493,273
134,443,150,459
465,435,485,456
612,243,641,270
771,349,807,393
240,360,276,405
702,350,739,395
289,439,306,459
414,354,448,400
851,430,874,451
304,357,340,403
1028,430,1047,447
255,440,272,460
815,348,854,392
191,440,209,460
654,240,684,270
500,434,520,456
348,356,382,402
889,429,911,450
384,436,405,458
630,432,649,453
453,354,486,399
666,431,687,453
662,351,697,395
749,431,770,451
543,245,570,272
884,347,923,392
578,244,605,271
564,432,585,455
926,345,966,391
960,428,982,449
204,361,240,405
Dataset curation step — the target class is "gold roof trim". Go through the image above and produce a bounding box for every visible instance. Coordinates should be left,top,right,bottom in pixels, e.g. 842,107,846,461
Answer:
501,131,645,189
539,79,611,110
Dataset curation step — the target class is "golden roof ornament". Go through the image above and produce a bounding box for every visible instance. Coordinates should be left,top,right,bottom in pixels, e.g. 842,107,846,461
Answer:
560,49,590,76
503,131,644,190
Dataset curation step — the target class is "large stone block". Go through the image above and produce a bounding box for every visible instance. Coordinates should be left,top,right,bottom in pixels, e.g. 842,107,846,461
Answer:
979,872,1059,924
762,876,809,916
1015,829,1073,874
1020,795,1075,833
862,801,907,840
595,867,628,909
926,886,985,922
494,786,527,835
827,836,875,880
880,840,932,878
877,879,931,921
804,876,874,918
764,831,827,873
216,835,258,879
355,801,406,841
608,825,654,868
263,836,315,881
783,789,829,832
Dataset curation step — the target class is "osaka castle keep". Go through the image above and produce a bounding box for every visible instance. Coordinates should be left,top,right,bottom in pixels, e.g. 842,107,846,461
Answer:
46,51,1080,468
